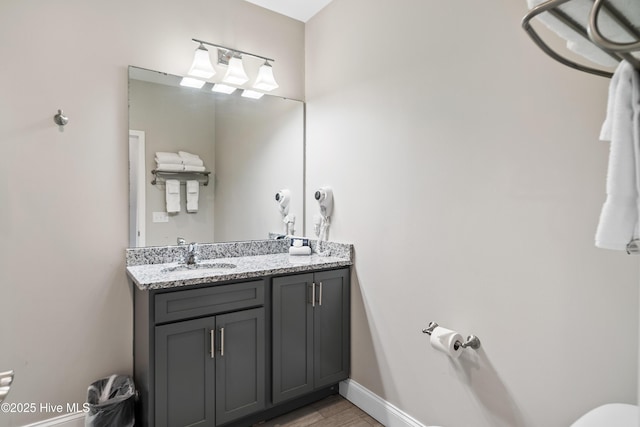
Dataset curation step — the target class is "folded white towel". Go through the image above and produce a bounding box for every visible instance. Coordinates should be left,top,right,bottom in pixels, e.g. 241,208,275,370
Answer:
156,163,185,172
181,157,204,167
155,152,183,164
184,165,206,172
186,180,199,213
527,0,640,67
178,151,200,159
165,179,181,214
595,61,640,250
178,151,205,167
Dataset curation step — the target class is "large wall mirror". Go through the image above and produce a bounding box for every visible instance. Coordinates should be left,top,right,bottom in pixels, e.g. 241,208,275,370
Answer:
128,66,304,247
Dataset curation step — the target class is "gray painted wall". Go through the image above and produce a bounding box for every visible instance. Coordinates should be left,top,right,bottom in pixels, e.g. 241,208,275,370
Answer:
0,1,304,425
0,0,637,426
305,1,638,426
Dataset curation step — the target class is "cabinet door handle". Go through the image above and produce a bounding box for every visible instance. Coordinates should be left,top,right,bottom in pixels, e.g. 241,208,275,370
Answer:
318,281,323,306
220,327,225,357
311,282,316,307
210,330,215,359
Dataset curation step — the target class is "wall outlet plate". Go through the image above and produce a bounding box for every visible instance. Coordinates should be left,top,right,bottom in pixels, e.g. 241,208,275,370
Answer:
153,212,169,223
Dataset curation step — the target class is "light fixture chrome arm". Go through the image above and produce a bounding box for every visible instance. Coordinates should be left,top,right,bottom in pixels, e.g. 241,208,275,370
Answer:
192,38,275,63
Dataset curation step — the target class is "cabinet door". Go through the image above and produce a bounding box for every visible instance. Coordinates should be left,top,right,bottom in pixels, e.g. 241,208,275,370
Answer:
155,317,216,427
272,273,314,404
215,308,265,426
313,269,350,388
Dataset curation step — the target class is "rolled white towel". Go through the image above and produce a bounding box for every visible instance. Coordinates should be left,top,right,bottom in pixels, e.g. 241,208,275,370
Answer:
156,163,184,172
155,152,182,164
184,165,206,172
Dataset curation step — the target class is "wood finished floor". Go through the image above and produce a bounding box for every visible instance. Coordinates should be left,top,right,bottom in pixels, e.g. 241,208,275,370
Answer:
254,395,383,427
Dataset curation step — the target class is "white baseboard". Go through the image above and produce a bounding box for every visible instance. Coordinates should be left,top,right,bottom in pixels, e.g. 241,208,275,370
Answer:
21,412,84,427
23,381,425,427
340,379,437,427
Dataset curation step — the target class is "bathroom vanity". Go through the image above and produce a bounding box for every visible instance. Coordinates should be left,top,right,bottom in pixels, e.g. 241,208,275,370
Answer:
126,240,352,427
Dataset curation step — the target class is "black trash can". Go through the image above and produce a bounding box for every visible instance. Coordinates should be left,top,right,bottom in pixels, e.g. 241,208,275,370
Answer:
85,375,135,427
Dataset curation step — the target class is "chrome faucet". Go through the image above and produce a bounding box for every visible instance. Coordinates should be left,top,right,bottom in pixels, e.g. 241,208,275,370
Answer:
177,237,186,245
185,243,198,265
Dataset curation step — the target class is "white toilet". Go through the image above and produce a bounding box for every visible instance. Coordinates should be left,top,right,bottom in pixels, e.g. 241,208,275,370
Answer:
570,403,639,427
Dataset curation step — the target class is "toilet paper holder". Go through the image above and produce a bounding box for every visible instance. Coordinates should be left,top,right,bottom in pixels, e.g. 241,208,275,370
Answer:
422,322,481,351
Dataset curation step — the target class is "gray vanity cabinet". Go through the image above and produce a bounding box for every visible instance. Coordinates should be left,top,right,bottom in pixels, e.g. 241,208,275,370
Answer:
155,308,265,427
134,267,350,427
272,268,350,404
136,280,266,427
155,316,215,427
214,308,265,425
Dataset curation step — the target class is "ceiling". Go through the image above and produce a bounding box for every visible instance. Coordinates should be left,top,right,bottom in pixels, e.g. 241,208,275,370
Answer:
244,0,333,22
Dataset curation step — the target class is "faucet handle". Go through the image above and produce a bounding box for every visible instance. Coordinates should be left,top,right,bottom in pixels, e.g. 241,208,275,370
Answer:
185,242,199,265
177,237,186,245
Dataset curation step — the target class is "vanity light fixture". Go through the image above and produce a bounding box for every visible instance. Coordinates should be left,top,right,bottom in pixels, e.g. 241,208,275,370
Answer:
179,77,206,89
223,55,250,85
211,83,237,94
188,38,278,92
241,90,265,99
253,61,279,91
188,43,216,79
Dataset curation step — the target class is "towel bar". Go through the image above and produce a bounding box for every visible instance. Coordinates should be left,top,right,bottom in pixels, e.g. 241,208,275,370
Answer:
151,170,211,186
626,240,640,255
522,0,640,78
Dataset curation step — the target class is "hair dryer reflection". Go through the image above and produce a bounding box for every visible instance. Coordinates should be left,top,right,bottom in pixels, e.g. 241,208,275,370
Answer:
275,189,295,235
314,187,333,256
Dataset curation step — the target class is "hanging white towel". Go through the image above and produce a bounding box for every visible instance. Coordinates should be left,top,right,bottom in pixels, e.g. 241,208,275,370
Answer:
595,61,640,250
186,180,199,213
165,179,181,214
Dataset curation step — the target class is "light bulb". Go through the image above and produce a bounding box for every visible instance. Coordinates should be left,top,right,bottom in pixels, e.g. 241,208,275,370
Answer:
188,44,215,79
223,56,249,85
253,62,279,91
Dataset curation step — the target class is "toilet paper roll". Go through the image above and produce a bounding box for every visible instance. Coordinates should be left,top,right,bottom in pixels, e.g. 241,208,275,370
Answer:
429,327,464,359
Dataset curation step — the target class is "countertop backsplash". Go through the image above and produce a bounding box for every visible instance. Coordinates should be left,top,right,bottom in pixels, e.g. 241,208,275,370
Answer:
126,238,353,266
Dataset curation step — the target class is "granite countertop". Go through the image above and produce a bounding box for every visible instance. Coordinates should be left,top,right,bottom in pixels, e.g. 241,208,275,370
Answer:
126,240,353,290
